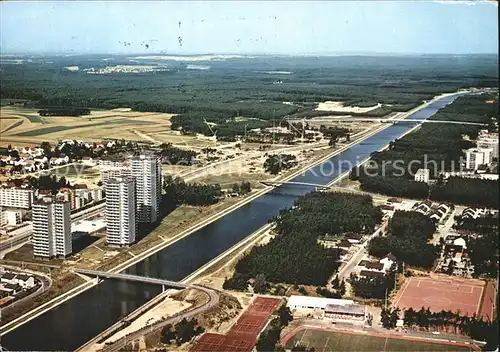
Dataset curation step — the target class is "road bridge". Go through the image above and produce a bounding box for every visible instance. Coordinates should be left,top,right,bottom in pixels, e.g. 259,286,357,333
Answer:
72,268,193,290
260,180,330,190
72,268,220,352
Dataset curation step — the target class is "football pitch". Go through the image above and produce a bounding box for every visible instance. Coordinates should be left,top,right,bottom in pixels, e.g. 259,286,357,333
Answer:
284,329,474,352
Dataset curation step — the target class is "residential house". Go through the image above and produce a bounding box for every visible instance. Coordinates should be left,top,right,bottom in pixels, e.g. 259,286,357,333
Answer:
0,272,16,284
359,270,385,279
15,274,36,289
379,253,396,272
357,260,385,273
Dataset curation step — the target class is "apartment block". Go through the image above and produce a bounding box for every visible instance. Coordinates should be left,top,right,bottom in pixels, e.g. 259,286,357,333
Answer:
0,188,35,209
32,198,72,259
100,167,131,187
465,148,493,170
131,154,162,223
105,177,136,246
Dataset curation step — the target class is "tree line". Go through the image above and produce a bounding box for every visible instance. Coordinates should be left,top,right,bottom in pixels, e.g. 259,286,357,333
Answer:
381,307,498,351
157,143,197,165
38,108,90,116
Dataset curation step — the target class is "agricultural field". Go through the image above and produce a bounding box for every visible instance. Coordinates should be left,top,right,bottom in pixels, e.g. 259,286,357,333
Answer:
285,329,474,351
0,106,210,148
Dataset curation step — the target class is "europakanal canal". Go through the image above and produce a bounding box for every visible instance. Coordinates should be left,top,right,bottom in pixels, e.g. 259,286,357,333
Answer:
2,94,463,351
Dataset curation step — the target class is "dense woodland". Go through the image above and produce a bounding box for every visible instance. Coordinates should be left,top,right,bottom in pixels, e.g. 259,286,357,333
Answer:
162,175,222,207
1,55,497,139
369,211,438,268
350,93,499,208
430,177,499,208
224,192,382,288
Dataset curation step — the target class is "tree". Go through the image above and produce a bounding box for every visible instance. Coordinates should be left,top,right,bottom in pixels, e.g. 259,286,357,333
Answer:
232,183,241,194
339,279,346,296
254,274,267,293
331,275,340,289
277,305,293,327
240,181,252,194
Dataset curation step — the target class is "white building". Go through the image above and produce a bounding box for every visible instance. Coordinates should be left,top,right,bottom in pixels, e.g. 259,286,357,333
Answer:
105,177,136,246
0,188,35,209
131,154,162,223
287,295,354,311
0,209,22,226
100,167,131,187
32,199,72,259
465,148,492,170
414,168,430,183
477,133,498,159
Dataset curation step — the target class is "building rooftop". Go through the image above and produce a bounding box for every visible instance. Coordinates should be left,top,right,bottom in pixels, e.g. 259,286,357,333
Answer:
287,295,354,309
359,261,384,271
1,273,16,280
325,303,365,315
359,270,385,278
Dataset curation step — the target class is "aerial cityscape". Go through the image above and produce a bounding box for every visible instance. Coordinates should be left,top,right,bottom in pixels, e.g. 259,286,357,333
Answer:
0,1,498,351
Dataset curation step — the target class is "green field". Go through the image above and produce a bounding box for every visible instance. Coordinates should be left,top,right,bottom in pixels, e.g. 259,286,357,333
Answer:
285,329,473,352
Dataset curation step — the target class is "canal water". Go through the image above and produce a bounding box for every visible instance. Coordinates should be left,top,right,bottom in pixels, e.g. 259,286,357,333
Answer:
1,94,462,351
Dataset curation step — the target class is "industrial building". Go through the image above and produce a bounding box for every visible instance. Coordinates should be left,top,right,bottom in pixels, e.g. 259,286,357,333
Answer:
32,198,72,259
105,177,136,246
131,154,162,223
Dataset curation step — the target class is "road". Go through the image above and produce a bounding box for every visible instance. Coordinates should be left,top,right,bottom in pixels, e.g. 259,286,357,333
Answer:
0,269,52,314
0,202,105,256
100,285,219,352
337,220,388,281
288,117,487,126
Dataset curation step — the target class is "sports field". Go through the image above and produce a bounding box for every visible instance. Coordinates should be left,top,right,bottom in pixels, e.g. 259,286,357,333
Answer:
284,329,474,352
392,276,485,316
191,297,281,352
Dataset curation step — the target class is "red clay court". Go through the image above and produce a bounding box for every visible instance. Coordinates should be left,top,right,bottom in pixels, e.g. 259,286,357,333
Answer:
191,296,281,352
392,276,487,317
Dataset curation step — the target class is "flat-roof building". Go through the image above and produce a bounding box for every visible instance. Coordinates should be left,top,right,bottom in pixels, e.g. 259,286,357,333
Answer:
131,154,162,223
32,198,72,259
105,177,136,246
287,295,354,311
0,188,34,209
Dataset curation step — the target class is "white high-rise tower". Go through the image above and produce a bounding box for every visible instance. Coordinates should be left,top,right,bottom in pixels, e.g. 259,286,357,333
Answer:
105,177,136,246
131,154,162,223
32,198,71,259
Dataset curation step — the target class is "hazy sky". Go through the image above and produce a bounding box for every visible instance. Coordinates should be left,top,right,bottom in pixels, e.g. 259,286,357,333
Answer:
1,1,498,55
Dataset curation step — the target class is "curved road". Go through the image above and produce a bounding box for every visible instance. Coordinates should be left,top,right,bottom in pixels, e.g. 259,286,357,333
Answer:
101,286,219,352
